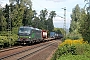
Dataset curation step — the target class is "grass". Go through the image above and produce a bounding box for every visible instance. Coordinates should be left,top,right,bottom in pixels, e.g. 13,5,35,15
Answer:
57,55,90,60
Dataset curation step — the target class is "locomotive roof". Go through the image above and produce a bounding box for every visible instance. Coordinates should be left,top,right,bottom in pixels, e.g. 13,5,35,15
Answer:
35,28,41,31
20,26,33,28
19,26,41,31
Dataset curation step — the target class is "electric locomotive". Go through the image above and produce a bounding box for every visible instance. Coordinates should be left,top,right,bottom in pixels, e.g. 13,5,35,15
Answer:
17,26,48,45
17,26,43,45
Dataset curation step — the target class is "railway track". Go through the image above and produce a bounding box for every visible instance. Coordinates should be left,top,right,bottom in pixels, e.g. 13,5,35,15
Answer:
0,38,52,53
0,40,57,60
0,46,23,53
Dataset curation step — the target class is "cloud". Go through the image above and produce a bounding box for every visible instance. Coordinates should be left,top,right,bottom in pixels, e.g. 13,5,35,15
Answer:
53,16,71,28
53,17,71,24
46,0,66,2
0,0,9,7
53,17,63,23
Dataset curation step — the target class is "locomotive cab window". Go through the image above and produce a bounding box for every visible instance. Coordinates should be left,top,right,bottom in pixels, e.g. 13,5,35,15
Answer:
19,28,31,34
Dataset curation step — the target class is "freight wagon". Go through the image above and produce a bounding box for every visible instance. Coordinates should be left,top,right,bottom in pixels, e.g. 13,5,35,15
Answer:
50,32,56,39
50,32,63,39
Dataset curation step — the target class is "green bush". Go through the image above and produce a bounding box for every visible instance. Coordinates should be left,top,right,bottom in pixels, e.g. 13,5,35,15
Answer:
51,44,90,60
0,27,18,47
57,55,90,60
0,34,18,47
0,38,4,46
12,27,18,34
0,36,8,47
6,34,18,46
0,31,8,36
66,32,82,40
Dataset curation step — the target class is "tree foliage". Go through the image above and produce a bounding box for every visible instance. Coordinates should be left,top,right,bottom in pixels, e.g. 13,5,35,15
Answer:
47,11,56,31
0,9,7,31
54,28,64,34
69,4,81,33
79,11,90,42
0,2,56,32
69,3,90,42
69,4,82,40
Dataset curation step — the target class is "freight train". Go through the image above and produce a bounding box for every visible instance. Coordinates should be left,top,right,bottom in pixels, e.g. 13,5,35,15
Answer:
50,32,63,39
17,26,63,45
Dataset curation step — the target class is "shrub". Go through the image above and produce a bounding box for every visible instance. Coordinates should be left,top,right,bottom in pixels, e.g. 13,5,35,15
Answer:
60,39,87,46
57,55,90,60
51,39,90,60
0,36,8,47
0,34,18,47
66,32,82,40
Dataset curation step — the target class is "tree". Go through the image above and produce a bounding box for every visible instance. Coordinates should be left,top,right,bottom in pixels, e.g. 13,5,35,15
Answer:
54,28,62,34
9,0,32,8
47,11,56,31
39,9,48,29
79,8,90,42
32,17,40,28
69,4,81,33
0,9,7,31
3,4,9,30
22,8,33,26
9,0,32,27
68,4,83,40
49,11,56,19
11,4,23,27
84,0,90,13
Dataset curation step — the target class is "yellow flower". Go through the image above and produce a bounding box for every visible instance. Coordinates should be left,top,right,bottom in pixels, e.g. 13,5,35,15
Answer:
59,39,88,47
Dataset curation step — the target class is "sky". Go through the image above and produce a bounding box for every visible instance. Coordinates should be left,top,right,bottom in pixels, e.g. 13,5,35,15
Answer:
0,0,86,29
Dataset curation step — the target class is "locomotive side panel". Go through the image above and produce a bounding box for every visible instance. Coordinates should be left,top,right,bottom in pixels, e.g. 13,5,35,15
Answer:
31,28,42,42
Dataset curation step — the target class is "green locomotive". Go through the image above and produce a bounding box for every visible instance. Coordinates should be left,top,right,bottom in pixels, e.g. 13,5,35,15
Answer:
17,26,43,45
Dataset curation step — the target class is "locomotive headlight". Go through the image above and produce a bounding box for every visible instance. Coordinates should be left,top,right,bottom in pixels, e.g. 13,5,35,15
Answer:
29,37,31,38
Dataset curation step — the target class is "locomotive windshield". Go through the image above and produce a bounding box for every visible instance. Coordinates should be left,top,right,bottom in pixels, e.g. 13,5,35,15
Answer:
18,27,31,35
